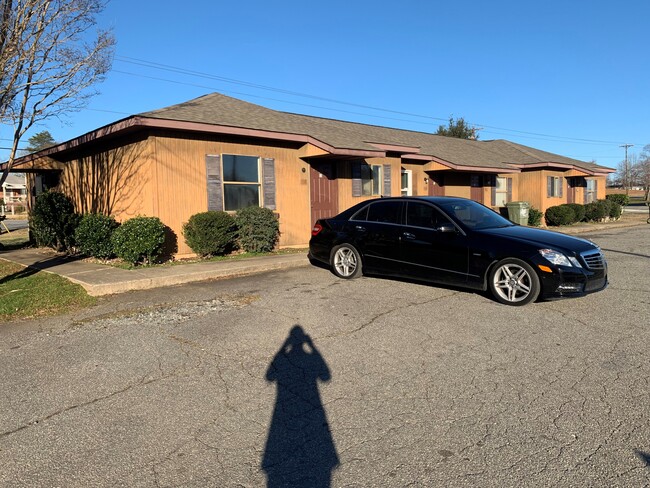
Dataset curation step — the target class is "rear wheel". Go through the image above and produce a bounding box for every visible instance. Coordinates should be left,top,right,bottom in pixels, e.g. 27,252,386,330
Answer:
330,244,362,279
488,258,540,306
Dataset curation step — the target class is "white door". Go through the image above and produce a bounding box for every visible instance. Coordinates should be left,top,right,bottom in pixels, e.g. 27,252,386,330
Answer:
401,170,412,196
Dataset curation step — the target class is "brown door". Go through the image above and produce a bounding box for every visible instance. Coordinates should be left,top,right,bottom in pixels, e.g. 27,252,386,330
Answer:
470,174,483,203
566,177,575,204
428,173,445,196
310,162,338,225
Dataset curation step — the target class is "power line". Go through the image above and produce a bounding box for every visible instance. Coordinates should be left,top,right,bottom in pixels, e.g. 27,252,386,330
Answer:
113,55,643,147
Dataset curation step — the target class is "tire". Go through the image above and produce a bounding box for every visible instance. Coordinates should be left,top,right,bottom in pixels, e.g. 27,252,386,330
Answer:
488,258,540,306
330,243,362,279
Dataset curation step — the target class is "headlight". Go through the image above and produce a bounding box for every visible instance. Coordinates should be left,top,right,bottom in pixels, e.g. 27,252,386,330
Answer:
539,249,575,267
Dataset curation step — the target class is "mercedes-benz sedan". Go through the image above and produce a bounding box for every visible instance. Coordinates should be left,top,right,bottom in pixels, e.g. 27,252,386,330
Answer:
308,197,607,306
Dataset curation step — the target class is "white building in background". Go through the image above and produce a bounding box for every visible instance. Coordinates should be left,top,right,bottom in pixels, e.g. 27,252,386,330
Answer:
1,173,27,215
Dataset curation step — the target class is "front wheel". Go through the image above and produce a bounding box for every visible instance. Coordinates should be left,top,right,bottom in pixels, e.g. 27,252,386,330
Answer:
330,244,362,279
488,258,540,306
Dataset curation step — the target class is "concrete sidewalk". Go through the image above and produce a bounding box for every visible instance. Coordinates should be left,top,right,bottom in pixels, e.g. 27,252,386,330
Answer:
0,248,309,296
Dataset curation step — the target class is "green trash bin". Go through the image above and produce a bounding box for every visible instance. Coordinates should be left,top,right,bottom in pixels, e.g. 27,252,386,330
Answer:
506,201,530,225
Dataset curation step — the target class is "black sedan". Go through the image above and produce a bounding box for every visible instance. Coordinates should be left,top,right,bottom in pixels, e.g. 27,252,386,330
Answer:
308,197,607,306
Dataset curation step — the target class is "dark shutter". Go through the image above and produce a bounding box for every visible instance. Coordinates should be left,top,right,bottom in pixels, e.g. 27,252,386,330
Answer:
383,164,391,196
262,158,276,210
507,177,513,203
206,154,223,211
488,176,496,206
559,178,563,198
352,162,362,197
547,176,553,197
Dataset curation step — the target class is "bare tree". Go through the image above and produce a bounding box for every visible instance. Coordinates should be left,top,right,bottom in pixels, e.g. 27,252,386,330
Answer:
0,0,115,187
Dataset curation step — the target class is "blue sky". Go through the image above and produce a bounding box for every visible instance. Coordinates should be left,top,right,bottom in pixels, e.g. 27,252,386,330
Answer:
5,0,649,168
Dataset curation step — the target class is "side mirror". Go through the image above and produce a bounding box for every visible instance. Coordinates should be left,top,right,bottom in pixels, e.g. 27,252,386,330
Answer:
436,223,456,233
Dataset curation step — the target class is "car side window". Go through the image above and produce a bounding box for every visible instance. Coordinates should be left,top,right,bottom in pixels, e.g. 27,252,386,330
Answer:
366,201,402,224
406,202,449,228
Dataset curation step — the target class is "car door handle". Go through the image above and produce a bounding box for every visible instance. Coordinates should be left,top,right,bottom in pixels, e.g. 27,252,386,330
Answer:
355,225,367,232
402,232,416,239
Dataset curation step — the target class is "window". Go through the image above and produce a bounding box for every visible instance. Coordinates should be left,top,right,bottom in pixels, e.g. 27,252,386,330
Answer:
547,176,563,198
585,179,597,203
494,177,509,206
401,170,412,196
406,202,448,228
366,201,402,224
361,164,382,196
222,154,260,211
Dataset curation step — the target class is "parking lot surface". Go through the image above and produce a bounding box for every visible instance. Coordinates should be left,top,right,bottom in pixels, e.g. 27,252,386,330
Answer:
1,226,649,487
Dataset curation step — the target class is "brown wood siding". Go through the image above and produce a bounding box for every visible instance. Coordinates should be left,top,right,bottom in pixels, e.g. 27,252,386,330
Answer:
148,133,311,255
50,135,156,220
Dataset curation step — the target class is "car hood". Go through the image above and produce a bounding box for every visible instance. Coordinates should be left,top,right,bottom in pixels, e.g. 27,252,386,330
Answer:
477,225,598,254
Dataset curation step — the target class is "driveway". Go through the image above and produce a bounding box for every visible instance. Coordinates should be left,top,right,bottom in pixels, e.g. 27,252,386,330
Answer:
1,226,649,487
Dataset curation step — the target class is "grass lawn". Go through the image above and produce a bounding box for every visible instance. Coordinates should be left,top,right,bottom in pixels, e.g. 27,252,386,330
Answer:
0,259,96,321
0,227,30,250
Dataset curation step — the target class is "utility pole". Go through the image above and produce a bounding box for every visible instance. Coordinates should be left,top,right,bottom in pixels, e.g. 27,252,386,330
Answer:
620,143,634,195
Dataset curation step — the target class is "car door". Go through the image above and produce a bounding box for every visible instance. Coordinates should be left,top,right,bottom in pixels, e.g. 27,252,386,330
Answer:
399,201,469,285
349,200,404,275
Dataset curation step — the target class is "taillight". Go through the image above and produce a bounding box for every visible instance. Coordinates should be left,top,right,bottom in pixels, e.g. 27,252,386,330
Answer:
311,223,323,236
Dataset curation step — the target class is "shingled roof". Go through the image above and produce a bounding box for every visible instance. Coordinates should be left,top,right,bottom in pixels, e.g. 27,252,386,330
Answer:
141,93,613,174
10,92,614,176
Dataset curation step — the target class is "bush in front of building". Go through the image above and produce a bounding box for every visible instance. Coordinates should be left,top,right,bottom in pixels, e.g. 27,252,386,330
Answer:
584,200,609,222
29,191,80,251
111,216,166,265
182,211,237,257
561,203,586,223
235,206,280,253
74,213,119,259
527,207,543,227
544,205,576,226
608,200,623,220
606,193,629,207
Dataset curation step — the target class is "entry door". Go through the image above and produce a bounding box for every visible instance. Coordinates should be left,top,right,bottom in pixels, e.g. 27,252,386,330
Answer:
470,175,483,203
310,162,338,224
428,174,445,196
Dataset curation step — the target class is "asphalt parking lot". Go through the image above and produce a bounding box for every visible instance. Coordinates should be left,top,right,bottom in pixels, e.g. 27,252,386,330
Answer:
1,225,649,487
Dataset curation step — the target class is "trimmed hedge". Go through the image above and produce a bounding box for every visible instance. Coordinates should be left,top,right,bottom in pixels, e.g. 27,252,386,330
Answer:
111,216,166,265
29,191,80,251
528,207,543,227
606,193,629,207
562,203,586,223
182,211,237,257
545,205,576,226
235,206,280,253
74,214,119,259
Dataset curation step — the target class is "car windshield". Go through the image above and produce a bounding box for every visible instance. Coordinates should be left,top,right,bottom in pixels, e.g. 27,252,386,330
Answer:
437,200,514,230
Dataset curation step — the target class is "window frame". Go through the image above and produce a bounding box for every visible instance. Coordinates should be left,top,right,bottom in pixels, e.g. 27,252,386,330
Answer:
221,154,262,211
547,176,563,198
361,164,383,196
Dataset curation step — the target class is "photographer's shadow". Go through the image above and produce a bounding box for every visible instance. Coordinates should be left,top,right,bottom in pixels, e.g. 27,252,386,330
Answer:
262,325,339,487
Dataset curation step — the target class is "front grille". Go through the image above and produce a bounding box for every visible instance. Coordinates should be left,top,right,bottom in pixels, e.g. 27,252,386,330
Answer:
582,250,605,270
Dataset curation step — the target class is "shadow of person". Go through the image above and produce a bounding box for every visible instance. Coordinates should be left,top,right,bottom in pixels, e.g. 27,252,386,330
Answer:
262,325,339,487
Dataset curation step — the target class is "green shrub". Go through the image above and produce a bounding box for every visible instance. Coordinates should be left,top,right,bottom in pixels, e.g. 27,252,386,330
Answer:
74,214,119,259
235,206,280,253
545,205,576,226
29,191,80,251
182,211,237,257
111,216,166,265
606,193,629,207
528,207,543,227
607,200,622,220
562,203,586,223
584,200,611,222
